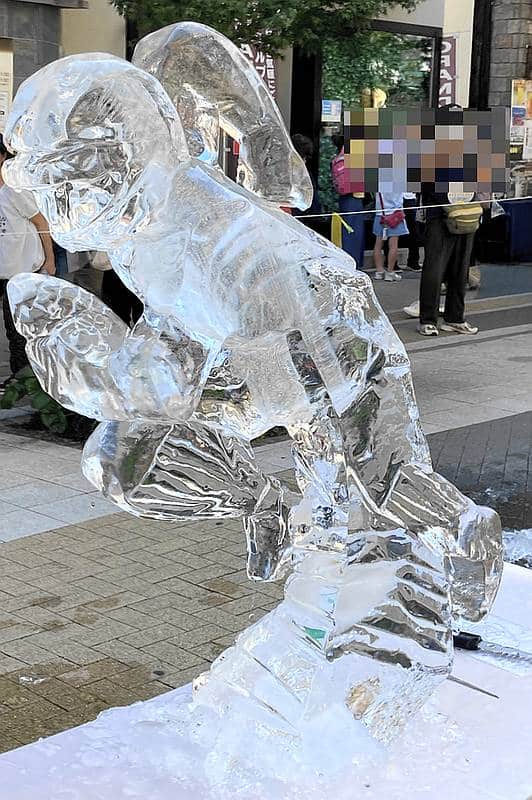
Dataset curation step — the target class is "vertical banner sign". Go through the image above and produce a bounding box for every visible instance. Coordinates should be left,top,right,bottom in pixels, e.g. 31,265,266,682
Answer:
439,36,457,107
240,44,277,99
0,46,13,133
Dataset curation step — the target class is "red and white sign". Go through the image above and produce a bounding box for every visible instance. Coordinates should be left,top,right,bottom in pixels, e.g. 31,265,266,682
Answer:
240,44,277,99
439,35,457,107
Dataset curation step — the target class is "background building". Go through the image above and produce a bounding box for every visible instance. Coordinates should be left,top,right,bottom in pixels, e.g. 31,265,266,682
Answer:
61,0,125,58
0,0,86,130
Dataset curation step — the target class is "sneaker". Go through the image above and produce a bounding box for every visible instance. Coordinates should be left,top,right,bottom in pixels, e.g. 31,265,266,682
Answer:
403,301,420,318
404,299,445,319
0,376,16,396
440,321,479,335
418,324,439,337
373,271,384,280
407,264,422,271
384,271,402,281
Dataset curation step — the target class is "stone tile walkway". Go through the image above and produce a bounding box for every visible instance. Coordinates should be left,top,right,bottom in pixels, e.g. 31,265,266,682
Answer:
0,276,530,755
0,512,282,751
431,410,532,531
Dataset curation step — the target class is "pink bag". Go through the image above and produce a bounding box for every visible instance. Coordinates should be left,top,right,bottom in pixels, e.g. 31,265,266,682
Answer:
378,192,405,228
331,148,348,195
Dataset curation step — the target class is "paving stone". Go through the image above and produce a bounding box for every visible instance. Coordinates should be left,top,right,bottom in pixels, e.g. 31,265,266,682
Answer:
43,641,105,666
156,663,211,689
132,681,170,701
105,607,160,630
139,564,192,583
120,623,183,649
29,678,102,712
109,665,176,689
79,619,137,646
0,623,39,644
202,578,252,599
103,576,166,598
94,640,163,667
56,659,132,688
82,591,144,613
141,642,205,670
429,410,532,530
73,678,139,707
169,625,231,651
190,641,226,661
142,608,205,631
0,639,67,665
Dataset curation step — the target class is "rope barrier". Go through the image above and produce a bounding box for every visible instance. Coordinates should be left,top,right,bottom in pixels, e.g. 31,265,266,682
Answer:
0,194,530,233
293,195,528,220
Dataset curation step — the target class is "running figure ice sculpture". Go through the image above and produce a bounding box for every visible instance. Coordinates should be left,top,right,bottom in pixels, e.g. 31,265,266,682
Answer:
5,22,502,756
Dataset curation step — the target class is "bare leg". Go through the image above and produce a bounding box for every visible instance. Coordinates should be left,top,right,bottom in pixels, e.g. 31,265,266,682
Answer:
373,236,384,274
387,236,398,273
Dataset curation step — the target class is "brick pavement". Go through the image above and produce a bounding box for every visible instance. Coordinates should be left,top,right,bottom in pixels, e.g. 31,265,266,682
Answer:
0,408,531,753
0,513,283,752
430,410,532,531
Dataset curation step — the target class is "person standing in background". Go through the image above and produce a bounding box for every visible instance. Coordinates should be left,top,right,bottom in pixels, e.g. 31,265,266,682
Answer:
0,134,55,389
373,190,408,281
418,189,481,336
331,134,365,269
96,252,143,328
291,134,325,237
402,192,421,271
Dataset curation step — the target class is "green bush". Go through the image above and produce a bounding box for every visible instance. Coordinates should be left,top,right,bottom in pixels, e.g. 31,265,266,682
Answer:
0,366,95,440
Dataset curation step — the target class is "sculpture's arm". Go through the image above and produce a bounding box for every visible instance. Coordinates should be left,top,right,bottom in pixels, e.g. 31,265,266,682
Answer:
8,272,218,422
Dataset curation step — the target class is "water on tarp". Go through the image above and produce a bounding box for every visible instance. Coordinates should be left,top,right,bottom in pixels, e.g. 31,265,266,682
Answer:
503,528,532,568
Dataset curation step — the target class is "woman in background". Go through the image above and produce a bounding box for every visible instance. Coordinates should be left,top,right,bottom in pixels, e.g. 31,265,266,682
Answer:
331,134,366,269
373,191,408,282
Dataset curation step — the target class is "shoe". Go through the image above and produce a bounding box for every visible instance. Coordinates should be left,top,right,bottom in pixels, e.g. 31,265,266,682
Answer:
384,271,402,281
0,376,16,396
407,264,422,271
404,299,445,319
440,321,479,335
373,271,384,280
418,324,439,336
403,301,420,318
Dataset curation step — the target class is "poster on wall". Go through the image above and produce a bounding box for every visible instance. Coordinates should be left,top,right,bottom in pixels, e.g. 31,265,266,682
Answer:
321,99,342,123
0,71,11,131
509,79,532,160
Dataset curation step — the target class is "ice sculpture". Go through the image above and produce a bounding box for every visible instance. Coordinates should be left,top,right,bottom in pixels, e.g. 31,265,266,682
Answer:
4,22,502,764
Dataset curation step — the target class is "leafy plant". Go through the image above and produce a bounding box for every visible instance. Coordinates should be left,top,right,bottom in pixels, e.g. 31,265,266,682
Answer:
0,366,95,439
319,30,432,212
113,0,418,56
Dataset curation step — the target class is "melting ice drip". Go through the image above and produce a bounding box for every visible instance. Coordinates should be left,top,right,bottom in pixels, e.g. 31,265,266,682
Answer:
5,21,502,778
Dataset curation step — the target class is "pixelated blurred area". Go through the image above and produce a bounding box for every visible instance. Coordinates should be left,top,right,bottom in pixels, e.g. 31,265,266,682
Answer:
344,107,509,195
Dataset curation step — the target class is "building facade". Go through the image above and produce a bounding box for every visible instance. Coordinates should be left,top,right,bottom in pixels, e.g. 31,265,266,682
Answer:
61,0,125,58
0,0,86,130
489,0,532,108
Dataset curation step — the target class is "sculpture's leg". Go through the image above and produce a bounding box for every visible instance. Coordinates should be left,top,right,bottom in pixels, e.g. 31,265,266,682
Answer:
303,266,502,623
193,355,452,745
82,419,291,580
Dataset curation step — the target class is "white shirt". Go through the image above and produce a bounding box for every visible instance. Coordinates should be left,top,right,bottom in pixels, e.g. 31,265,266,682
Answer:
0,185,44,279
403,192,416,200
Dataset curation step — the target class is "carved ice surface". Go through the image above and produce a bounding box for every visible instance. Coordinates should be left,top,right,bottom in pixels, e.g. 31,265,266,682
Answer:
4,21,503,779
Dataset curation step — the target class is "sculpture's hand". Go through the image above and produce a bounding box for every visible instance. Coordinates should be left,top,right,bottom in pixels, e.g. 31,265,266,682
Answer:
8,273,216,422
381,465,503,622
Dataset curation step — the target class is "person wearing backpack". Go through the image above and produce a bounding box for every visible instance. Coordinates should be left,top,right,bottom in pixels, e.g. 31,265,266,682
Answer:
331,134,365,269
418,189,482,336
